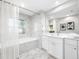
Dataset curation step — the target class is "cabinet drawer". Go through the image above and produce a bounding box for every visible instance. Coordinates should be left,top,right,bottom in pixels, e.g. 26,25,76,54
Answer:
65,39,77,46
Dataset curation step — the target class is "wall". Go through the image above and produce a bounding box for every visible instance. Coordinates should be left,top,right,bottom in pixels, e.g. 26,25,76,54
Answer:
56,15,79,34
31,12,46,38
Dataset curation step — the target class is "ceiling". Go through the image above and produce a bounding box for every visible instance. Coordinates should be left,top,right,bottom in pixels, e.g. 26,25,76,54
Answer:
4,0,79,17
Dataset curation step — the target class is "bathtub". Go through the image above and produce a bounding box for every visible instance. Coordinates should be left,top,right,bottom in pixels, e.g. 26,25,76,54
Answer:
1,38,40,48
19,38,42,55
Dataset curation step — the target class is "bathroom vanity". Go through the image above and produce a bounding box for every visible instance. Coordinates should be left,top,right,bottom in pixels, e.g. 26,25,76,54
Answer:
42,33,79,59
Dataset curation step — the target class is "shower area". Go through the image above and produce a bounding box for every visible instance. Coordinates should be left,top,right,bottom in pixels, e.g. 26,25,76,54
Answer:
0,0,79,59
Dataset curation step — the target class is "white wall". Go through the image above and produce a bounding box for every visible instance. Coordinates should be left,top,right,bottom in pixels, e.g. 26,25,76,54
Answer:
31,12,47,38
56,15,79,34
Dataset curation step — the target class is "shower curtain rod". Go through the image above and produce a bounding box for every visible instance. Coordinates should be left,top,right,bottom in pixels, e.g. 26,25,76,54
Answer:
1,0,37,14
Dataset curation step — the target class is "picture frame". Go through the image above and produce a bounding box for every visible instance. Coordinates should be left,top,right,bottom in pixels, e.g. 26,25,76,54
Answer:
60,23,66,31
49,25,55,33
67,22,74,30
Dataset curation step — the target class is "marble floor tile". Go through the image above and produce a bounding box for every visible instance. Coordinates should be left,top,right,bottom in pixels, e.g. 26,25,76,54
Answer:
20,48,55,59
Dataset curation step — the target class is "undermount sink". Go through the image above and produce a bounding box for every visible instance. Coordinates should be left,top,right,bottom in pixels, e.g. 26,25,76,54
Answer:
58,33,79,38
44,33,79,39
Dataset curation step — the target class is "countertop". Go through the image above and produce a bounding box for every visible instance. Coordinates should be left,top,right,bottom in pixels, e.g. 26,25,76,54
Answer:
42,33,79,40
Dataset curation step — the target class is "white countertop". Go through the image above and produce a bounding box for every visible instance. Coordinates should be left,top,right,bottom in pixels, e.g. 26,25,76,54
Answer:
43,33,79,39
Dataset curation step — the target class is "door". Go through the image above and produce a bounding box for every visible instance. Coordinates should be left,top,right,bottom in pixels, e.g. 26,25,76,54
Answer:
65,39,77,59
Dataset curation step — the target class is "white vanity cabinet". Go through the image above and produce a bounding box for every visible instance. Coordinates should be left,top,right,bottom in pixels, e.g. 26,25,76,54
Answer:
42,36,49,51
65,39,77,59
42,36,63,59
1,45,19,59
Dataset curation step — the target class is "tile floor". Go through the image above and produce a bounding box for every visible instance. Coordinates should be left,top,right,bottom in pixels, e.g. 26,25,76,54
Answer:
20,48,56,59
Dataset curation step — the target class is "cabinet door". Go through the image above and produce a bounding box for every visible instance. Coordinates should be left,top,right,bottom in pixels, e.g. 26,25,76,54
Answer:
42,36,56,56
42,37,63,59
48,38,63,59
47,37,56,57
42,36,49,50
65,39,77,59
54,38,63,59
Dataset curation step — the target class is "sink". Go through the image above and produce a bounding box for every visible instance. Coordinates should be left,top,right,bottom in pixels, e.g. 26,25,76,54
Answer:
43,33,79,39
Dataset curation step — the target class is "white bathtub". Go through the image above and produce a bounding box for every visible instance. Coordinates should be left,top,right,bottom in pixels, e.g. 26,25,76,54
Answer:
1,38,39,48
